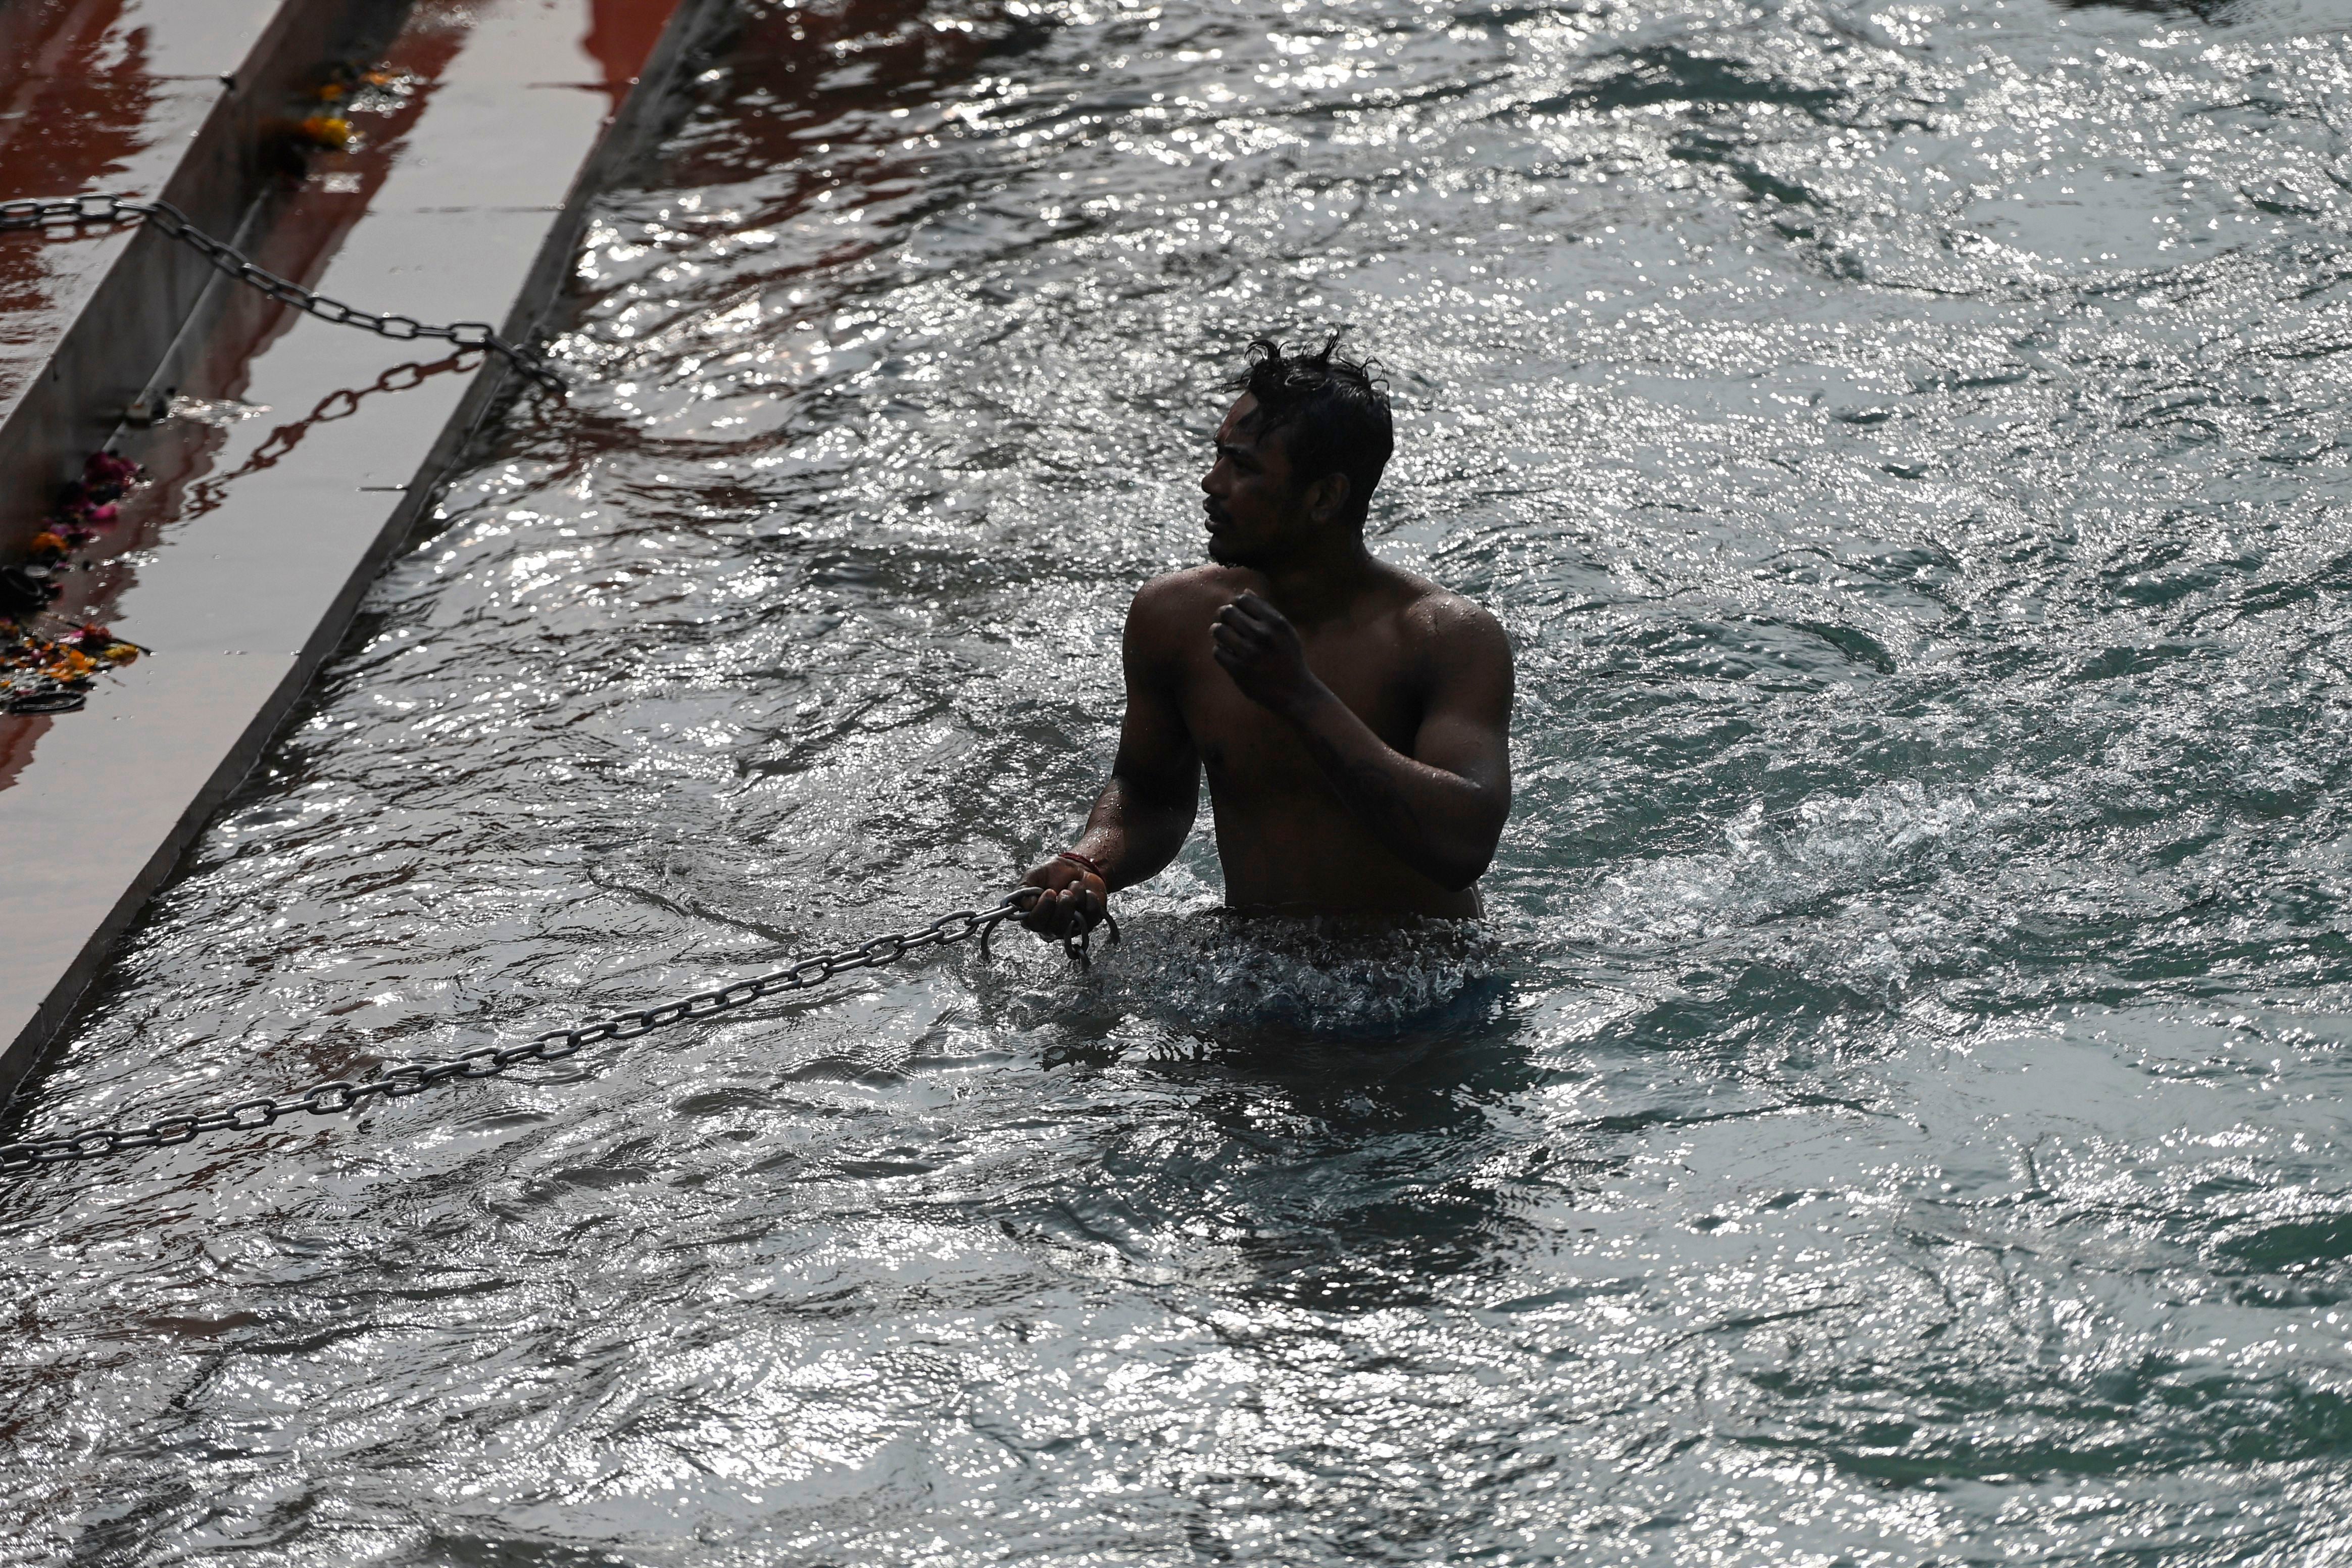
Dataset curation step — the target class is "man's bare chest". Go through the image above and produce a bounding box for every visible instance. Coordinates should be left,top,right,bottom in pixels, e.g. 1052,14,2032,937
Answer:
1179,631,1422,790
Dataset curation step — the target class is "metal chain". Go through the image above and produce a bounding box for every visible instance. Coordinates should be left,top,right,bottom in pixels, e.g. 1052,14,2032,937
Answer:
0,893,1115,1176
0,193,566,393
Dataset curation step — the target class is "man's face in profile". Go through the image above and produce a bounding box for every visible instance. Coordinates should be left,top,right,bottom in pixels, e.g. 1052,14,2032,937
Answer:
1200,393,1312,569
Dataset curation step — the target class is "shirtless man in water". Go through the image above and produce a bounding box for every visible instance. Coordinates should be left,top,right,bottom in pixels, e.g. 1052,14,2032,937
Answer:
1018,334,1514,937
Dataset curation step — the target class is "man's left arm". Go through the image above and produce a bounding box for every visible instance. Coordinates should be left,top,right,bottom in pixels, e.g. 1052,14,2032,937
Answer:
1212,591,1512,891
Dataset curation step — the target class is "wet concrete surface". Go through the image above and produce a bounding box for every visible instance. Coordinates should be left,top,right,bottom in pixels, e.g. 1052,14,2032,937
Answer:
0,0,705,1099
0,0,398,545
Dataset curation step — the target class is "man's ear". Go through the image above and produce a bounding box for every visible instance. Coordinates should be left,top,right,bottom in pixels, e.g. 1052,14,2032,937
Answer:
1305,471,1351,525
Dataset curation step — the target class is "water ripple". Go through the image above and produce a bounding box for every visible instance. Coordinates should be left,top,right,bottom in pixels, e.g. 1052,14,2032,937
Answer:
10,0,2352,1559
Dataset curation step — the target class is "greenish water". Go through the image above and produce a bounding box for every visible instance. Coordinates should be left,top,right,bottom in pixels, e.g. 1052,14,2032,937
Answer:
11,0,2352,1560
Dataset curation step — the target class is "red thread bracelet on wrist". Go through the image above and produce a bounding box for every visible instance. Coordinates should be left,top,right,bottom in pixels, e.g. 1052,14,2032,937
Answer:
1056,850,1108,881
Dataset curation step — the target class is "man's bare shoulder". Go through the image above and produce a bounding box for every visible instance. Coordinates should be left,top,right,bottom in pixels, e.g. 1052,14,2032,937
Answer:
1128,565,1248,639
1385,568,1511,663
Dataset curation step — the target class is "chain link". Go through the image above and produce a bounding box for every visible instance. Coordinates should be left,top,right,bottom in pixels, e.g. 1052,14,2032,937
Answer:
0,194,567,393
0,894,1107,1177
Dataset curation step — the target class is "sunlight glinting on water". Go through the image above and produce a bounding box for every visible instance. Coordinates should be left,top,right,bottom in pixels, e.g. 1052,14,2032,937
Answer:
9,0,2352,1560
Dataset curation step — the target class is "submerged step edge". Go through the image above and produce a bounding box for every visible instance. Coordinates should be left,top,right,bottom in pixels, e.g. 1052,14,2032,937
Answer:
0,0,722,1111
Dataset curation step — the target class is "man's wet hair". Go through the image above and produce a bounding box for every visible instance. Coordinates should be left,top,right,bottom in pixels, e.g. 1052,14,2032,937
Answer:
1231,332,1393,526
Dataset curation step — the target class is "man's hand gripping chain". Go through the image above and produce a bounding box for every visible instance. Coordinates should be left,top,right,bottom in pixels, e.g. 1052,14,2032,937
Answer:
997,849,1122,968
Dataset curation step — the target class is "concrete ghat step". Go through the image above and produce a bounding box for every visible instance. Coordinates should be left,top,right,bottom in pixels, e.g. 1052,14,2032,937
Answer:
0,0,712,1101
0,0,396,545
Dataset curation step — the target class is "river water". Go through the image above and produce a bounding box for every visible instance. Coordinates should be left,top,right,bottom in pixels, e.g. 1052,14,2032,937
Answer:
11,0,2352,1559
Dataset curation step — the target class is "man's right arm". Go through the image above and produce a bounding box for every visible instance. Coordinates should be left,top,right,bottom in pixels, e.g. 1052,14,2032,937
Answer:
1019,579,1202,935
